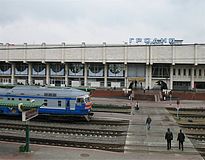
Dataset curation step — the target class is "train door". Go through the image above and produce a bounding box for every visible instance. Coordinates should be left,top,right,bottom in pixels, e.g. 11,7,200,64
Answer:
68,100,76,110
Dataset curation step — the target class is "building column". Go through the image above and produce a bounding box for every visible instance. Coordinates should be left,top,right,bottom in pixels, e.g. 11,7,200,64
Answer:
46,63,50,85
170,65,173,90
65,63,68,86
28,63,32,85
148,65,152,89
104,63,107,87
191,66,195,89
145,65,149,89
84,63,87,86
11,63,15,84
124,64,128,88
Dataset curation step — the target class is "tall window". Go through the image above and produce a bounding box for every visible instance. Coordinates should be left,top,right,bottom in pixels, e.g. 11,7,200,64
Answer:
199,69,202,76
108,64,124,77
32,63,46,75
194,69,196,76
173,69,176,76
178,69,181,76
88,63,104,77
152,64,170,78
68,63,84,76
188,69,191,76
183,69,186,76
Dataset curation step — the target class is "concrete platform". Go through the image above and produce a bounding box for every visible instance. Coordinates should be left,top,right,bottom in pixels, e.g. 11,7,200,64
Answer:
0,99,204,160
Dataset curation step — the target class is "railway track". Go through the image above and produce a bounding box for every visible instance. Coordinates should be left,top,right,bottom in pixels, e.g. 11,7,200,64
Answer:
167,107,205,159
0,122,127,137
0,114,129,125
0,117,128,152
0,134,124,152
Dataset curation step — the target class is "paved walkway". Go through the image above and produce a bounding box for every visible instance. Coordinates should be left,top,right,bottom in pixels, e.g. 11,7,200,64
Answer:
0,99,204,160
124,102,203,160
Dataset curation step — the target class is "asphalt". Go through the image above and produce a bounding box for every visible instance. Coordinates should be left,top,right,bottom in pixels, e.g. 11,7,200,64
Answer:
0,98,204,160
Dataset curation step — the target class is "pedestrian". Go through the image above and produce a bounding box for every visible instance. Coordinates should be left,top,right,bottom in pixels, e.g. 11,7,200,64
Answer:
135,101,139,110
165,128,173,150
177,98,180,107
146,115,152,130
130,91,134,101
177,129,185,151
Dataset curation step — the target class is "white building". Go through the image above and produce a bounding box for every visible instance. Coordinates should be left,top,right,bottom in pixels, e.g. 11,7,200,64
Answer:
0,42,205,90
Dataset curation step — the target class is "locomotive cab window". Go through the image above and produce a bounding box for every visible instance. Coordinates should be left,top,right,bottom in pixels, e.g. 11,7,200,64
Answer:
76,98,84,103
85,97,90,103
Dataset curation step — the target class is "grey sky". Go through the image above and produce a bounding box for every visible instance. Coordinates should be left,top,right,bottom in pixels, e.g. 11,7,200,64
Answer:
0,0,204,44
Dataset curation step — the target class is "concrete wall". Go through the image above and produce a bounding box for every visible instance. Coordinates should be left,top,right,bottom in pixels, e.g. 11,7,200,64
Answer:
1,44,204,64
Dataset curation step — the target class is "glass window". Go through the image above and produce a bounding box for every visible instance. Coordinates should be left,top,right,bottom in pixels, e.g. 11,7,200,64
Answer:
183,69,186,76
108,64,124,77
194,69,196,76
85,97,90,103
15,64,28,75
88,63,104,77
69,63,84,76
58,101,61,107
199,69,202,76
188,69,191,76
76,98,84,103
173,69,175,76
152,64,170,78
32,63,46,75
178,69,181,76
44,99,47,106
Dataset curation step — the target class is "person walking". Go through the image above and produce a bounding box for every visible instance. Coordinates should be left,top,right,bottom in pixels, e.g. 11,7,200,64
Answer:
165,128,173,150
146,115,152,130
177,129,185,151
135,101,139,110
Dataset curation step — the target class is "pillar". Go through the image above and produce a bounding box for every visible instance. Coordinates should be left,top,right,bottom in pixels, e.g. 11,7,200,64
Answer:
124,64,128,88
148,65,152,89
145,65,149,89
46,63,50,85
104,63,107,87
11,63,15,84
84,63,87,86
28,63,32,85
170,65,173,90
191,66,195,89
65,63,68,86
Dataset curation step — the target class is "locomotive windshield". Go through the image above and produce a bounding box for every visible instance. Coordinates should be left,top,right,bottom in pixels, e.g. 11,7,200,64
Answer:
76,98,84,103
84,97,90,103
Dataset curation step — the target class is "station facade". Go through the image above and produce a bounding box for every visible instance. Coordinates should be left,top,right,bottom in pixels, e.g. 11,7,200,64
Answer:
0,42,205,90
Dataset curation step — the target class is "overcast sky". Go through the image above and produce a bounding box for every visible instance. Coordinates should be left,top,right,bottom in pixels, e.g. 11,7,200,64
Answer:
0,0,204,44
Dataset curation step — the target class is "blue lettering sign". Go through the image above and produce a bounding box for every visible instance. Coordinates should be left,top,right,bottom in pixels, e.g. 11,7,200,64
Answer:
128,37,179,45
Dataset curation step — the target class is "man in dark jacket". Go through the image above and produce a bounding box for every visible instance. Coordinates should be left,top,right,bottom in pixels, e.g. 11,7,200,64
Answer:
146,115,152,130
165,128,173,150
177,129,185,151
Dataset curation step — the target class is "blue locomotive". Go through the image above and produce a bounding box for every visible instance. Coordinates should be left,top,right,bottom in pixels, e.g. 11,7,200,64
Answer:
0,86,93,121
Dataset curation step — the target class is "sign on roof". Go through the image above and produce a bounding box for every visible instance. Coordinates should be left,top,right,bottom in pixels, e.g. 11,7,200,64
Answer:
128,38,183,45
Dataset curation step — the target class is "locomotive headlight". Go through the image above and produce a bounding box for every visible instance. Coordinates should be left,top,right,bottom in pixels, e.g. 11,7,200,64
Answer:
18,103,24,112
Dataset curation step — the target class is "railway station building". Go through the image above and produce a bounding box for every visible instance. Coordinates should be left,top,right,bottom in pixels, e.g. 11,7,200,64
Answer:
0,42,205,91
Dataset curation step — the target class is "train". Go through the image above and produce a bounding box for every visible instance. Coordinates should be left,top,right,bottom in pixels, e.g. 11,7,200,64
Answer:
0,86,93,121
